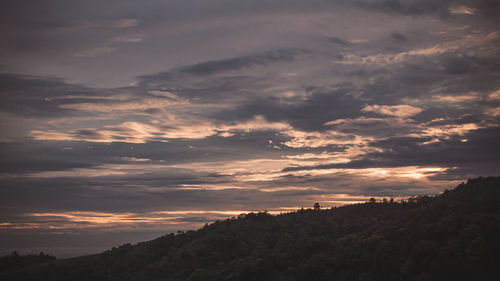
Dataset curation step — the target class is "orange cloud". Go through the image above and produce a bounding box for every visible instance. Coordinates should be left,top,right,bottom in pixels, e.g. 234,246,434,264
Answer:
361,104,422,118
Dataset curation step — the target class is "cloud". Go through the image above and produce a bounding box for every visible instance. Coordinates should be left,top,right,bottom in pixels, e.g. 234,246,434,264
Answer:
136,48,306,85
281,126,500,178
281,129,369,148
59,96,188,112
353,0,497,21
29,122,168,143
340,31,499,67
323,117,414,139
354,0,451,16
390,31,407,42
180,49,305,76
487,107,500,116
488,89,500,100
74,32,146,58
218,132,234,138
449,5,475,15
107,19,140,28
0,73,108,120
430,93,479,103
28,116,291,143
341,45,450,65
110,35,145,43
361,104,423,118
74,46,115,58
325,36,351,46
212,86,365,132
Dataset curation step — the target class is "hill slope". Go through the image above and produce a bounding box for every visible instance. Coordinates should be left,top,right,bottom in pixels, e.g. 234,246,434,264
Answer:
2,176,500,281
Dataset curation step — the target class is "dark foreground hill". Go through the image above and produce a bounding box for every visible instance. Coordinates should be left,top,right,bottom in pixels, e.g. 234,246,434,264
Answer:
2,176,500,281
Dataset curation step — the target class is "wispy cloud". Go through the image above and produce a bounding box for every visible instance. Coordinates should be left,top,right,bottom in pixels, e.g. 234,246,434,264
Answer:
361,104,423,118
449,6,475,15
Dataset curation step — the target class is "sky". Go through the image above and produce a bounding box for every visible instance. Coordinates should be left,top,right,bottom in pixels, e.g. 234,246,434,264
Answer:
1,0,500,257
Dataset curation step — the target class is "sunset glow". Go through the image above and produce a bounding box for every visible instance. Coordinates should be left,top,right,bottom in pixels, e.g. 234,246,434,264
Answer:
1,0,499,258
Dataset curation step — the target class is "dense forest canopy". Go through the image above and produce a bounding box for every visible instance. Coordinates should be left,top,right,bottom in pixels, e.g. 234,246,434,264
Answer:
1,176,500,281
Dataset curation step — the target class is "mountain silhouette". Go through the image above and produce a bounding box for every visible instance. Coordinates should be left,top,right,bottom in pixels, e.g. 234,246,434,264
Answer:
1,176,500,281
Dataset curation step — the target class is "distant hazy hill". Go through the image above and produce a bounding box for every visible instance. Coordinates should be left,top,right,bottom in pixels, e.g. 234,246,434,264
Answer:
2,176,500,281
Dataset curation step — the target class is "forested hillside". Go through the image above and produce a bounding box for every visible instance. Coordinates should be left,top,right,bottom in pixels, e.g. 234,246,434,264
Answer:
2,176,500,281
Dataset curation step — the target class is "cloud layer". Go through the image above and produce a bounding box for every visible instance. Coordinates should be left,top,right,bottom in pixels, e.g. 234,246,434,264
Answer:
1,0,500,257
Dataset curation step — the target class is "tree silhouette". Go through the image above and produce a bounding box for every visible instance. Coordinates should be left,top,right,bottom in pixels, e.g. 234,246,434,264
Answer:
313,202,320,210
